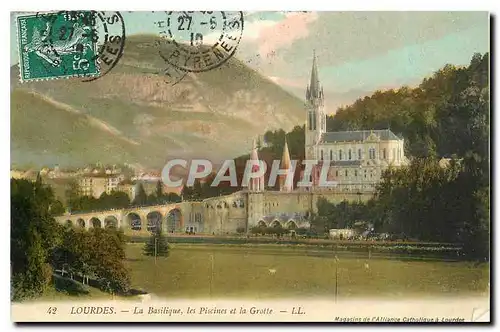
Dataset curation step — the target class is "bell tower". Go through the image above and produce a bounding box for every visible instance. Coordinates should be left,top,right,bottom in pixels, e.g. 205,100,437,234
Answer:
305,50,325,161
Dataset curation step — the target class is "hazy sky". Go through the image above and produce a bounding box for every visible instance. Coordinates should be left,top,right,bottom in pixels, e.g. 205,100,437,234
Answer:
11,11,489,107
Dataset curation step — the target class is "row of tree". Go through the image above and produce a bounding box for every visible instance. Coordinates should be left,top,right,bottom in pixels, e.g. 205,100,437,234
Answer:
311,152,488,260
132,181,182,206
11,178,132,301
52,227,130,294
249,225,309,237
327,53,489,160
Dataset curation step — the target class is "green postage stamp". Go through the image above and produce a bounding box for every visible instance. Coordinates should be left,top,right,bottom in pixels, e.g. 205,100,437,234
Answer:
16,11,99,81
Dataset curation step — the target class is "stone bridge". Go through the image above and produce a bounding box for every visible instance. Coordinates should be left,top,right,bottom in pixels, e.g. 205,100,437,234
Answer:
55,189,376,235
55,202,204,235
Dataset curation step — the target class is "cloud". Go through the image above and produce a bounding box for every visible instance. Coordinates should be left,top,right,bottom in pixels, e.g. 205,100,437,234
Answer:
204,16,278,45
255,12,319,57
242,19,278,40
268,76,305,89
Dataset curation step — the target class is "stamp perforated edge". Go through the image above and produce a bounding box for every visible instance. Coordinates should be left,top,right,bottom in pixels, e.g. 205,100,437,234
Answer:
15,11,102,83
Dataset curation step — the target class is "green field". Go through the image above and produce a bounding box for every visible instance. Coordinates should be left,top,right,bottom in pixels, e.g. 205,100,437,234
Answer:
126,244,489,299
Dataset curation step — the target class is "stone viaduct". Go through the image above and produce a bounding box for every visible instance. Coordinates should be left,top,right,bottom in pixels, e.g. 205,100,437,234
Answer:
56,189,374,235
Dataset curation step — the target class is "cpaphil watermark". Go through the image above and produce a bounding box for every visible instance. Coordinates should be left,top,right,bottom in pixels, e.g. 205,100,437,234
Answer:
161,159,338,188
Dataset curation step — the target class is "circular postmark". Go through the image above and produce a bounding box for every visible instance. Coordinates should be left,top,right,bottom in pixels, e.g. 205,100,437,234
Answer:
155,11,244,73
82,11,126,82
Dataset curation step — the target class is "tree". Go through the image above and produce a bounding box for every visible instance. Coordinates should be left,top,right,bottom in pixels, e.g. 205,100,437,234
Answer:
309,212,328,235
133,183,148,206
35,172,43,188
51,227,91,282
65,180,80,212
108,191,130,208
52,227,131,294
183,179,203,201
155,180,164,203
50,200,65,216
250,226,266,235
89,228,131,294
11,179,62,300
165,192,182,203
12,178,133,300
143,227,170,258
181,184,193,201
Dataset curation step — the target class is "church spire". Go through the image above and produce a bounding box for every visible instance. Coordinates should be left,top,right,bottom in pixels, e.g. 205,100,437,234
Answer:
308,50,321,100
279,137,293,192
281,138,291,171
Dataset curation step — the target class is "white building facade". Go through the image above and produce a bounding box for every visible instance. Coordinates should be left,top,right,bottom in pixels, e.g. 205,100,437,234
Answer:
304,52,408,192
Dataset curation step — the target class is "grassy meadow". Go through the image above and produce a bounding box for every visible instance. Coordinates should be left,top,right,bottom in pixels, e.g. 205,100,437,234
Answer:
125,244,489,299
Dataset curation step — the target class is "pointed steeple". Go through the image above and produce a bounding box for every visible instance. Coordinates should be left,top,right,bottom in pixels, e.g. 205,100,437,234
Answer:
308,50,321,100
279,136,293,192
281,138,291,170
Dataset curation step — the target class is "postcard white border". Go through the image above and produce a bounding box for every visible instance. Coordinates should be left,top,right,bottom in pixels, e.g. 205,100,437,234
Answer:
2,0,497,331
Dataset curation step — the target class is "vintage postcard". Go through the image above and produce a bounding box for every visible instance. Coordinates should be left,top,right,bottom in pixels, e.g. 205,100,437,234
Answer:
10,11,490,323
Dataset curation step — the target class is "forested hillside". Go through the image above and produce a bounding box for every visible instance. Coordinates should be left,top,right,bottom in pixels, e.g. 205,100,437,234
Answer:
327,53,489,159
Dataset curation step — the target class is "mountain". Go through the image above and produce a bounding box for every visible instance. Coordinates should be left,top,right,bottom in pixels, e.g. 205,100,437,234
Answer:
11,35,305,168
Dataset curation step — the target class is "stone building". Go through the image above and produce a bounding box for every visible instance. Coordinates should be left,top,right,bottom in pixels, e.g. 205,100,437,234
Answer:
78,176,106,198
77,174,124,198
304,52,409,192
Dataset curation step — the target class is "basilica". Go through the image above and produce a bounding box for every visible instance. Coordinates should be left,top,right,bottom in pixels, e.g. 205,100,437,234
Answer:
193,52,409,234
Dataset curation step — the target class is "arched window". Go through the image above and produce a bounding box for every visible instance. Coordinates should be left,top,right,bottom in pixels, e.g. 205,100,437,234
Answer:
335,170,339,177
358,148,362,160
369,148,376,160
345,170,348,177
354,170,358,177
348,149,352,160
320,150,324,160
339,150,343,160
330,150,333,160
383,148,387,159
